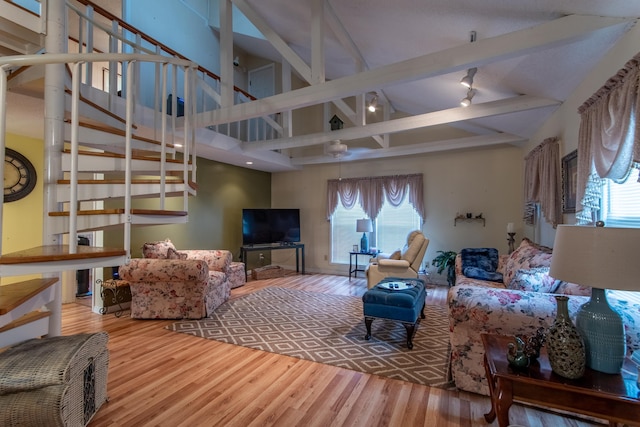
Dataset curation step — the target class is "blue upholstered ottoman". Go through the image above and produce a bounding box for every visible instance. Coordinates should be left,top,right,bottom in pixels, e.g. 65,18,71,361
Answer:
362,277,426,349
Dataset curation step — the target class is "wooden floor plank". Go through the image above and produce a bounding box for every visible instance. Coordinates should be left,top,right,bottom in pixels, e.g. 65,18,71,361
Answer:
57,273,605,427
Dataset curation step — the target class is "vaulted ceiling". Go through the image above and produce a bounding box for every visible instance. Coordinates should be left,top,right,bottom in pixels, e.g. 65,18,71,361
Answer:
207,0,640,170
3,1,640,173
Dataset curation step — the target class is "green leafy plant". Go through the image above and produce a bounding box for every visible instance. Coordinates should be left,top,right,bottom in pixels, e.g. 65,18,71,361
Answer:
432,250,458,286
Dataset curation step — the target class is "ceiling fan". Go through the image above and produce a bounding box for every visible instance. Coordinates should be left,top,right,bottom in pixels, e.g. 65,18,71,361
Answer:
326,140,349,158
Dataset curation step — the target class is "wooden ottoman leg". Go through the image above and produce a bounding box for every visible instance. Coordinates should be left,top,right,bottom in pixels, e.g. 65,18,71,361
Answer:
364,316,374,340
404,323,416,349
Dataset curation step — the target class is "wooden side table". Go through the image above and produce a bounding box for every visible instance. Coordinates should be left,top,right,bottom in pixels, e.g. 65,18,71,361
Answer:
481,333,640,427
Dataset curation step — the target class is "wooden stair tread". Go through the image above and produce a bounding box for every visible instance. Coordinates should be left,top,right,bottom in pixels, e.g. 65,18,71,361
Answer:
64,88,136,129
74,121,172,147
49,209,188,217
56,178,197,191
0,311,51,333
0,278,58,315
63,149,191,164
0,245,127,265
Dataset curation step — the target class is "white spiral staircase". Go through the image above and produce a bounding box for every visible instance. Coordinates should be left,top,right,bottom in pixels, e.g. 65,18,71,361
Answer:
0,1,210,348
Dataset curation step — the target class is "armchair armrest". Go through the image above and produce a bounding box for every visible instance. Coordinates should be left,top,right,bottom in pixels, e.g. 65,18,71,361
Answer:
119,259,209,283
377,259,410,269
181,250,232,273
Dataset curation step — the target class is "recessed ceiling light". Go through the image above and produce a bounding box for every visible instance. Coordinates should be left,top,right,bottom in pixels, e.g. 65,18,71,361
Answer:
246,161,253,165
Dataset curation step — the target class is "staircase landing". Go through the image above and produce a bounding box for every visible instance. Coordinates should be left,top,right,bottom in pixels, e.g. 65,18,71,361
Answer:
0,245,128,276
0,245,126,264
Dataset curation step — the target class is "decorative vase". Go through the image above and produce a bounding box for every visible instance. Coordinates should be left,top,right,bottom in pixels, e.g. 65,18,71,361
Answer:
546,296,586,379
576,288,625,374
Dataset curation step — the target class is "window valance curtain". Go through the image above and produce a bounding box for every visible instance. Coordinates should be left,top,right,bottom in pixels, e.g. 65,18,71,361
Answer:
523,137,562,227
576,52,640,224
326,174,425,221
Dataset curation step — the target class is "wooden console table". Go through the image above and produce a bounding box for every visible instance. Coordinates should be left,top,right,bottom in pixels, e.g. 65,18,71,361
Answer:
481,333,640,427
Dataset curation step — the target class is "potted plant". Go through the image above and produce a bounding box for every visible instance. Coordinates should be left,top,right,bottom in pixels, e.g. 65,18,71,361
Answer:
432,250,458,287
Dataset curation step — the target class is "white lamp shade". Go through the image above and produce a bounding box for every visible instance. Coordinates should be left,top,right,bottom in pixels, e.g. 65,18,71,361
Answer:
549,225,640,291
356,219,373,233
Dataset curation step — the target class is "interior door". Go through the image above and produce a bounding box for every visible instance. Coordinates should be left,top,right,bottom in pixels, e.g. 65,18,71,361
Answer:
248,64,275,141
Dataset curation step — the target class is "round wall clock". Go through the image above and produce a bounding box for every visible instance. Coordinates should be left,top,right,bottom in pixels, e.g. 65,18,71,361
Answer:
4,148,37,202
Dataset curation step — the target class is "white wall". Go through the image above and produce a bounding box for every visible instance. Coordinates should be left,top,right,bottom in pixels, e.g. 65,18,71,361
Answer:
272,145,524,283
124,0,220,73
524,23,640,247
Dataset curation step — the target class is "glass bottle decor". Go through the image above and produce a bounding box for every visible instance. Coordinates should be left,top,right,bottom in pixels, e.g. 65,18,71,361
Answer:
546,296,586,379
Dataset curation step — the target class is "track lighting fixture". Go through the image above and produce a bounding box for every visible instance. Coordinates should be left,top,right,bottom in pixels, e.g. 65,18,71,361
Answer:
460,88,475,107
368,93,378,112
460,67,477,88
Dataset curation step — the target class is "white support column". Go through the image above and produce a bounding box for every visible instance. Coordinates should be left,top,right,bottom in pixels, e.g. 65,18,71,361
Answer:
43,0,67,337
281,59,292,138
310,0,325,84
219,0,234,108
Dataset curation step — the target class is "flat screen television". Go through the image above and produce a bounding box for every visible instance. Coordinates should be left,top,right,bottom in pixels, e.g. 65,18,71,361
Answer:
242,208,301,246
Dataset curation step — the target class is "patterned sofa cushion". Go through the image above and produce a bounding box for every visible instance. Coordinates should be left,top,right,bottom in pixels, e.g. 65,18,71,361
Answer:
166,247,188,260
142,239,176,259
507,267,560,293
461,247,499,272
462,266,504,283
503,238,553,287
555,280,592,296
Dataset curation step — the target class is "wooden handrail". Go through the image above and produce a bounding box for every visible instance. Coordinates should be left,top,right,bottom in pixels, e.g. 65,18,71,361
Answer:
74,0,256,100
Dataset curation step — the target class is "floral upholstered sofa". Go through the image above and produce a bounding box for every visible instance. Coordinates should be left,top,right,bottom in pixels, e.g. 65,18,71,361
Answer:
447,238,640,395
118,239,238,319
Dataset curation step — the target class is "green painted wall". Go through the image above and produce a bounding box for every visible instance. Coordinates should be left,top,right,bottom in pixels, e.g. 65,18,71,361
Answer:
103,157,271,260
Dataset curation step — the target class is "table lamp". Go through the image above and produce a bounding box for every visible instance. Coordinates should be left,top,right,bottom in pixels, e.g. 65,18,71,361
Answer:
356,219,373,253
549,223,640,374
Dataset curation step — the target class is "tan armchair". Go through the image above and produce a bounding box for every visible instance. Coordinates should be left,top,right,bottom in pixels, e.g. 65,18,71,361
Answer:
365,230,429,289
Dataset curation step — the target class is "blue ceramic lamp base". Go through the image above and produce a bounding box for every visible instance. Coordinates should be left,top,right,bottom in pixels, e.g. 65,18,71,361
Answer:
575,287,626,374
360,233,369,253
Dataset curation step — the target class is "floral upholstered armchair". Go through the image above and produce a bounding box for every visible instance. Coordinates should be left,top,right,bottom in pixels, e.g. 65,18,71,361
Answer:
118,239,233,319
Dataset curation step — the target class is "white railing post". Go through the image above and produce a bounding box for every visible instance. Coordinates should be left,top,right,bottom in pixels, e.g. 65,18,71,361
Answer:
123,60,136,259
83,5,94,85
160,63,168,208
69,61,84,254
183,66,191,211
0,67,7,253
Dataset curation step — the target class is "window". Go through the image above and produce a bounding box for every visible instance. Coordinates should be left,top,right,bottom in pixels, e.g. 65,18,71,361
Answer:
330,196,422,264
600,168,640,228
600,168,640,306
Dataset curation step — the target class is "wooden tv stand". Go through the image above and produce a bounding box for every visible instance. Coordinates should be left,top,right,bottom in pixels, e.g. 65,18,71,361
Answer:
240,243,305,280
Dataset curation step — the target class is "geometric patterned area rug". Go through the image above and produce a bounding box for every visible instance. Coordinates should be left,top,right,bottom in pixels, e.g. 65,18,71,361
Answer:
167,287,454,389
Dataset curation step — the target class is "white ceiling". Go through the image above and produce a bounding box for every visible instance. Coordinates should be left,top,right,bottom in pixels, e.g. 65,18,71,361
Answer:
218,0,640,169
4,1,640,172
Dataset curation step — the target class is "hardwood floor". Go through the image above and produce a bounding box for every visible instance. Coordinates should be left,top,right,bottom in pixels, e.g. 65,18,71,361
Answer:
61,273,605,427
